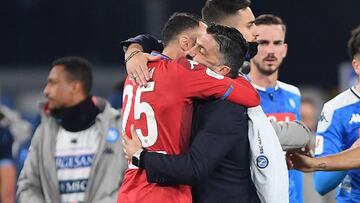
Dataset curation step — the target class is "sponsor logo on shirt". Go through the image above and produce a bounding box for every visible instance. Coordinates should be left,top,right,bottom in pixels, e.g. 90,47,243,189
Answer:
188,59,198,70
59,179,88,194
256,155,269,169
319,111,328,123
349,113,360,124
266,112,296,122
56,154,95,170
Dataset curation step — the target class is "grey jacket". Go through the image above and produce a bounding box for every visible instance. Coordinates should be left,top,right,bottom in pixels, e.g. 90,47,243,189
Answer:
16,99,127,203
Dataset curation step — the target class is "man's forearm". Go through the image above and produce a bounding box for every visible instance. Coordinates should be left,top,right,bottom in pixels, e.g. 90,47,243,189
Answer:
315,148,360,171
124,44,144,59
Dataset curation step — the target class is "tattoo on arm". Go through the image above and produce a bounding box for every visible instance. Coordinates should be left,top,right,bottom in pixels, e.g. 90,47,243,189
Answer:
318,162,327,170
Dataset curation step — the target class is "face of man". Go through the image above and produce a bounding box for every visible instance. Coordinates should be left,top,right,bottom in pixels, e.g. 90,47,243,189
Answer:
300,101,317,132
220,7,257,42
184,21,208,49
186,33,223,69
251,24,288,76
43,65,76,110
174,21,207,59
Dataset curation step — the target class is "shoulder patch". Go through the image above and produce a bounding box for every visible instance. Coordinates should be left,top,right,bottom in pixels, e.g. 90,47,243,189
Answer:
106,128,120,143
206,68,224,80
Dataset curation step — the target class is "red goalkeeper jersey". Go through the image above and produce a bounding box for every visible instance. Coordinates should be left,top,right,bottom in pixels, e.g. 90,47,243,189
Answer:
117,57,259,203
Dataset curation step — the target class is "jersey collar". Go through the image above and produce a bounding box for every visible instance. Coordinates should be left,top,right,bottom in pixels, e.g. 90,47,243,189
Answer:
246,75,280,93
351,86,360,99
150,51,171,60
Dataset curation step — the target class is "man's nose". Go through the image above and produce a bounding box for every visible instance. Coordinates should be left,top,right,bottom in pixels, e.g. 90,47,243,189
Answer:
251,24,259,41
43,85,49,97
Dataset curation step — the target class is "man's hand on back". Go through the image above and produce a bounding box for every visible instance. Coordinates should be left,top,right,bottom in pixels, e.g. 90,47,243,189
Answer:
122,124,143,161
125,44,161,87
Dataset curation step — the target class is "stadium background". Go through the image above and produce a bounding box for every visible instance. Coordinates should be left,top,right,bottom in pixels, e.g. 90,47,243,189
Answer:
2,0,360,88
1,0,359,144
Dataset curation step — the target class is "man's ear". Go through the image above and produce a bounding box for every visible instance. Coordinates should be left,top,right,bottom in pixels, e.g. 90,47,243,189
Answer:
72,81,83,95
213,65,231,76
282,43,288,58
352,58,360,75
179,35,192,52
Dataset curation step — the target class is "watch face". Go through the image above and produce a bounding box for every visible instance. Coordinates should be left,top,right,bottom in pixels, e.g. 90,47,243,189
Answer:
132,156,140,167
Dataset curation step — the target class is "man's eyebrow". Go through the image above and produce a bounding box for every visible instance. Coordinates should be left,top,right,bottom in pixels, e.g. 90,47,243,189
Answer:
197,43,206,53
197,43,204,49
274,40,284,44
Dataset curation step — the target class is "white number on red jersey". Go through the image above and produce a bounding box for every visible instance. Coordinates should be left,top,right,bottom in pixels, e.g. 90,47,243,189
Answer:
122,82,158,147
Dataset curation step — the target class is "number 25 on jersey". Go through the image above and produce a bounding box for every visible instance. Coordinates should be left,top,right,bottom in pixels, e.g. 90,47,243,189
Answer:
122,82,158,147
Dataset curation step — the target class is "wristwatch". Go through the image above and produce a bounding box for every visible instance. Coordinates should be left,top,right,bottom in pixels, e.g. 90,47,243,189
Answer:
131,148,144,167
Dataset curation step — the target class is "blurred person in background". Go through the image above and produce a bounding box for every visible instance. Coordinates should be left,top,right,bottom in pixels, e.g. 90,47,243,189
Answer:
0,105,32,203
107,75,126,109
309,25,360,203
16,56,127,203
300,97,336,203
300,97,318,132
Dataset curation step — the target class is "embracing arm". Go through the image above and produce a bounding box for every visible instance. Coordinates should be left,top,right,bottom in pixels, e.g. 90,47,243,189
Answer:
121,34,163,86
174,58,260,107
122,100,248,185
143,100,247,185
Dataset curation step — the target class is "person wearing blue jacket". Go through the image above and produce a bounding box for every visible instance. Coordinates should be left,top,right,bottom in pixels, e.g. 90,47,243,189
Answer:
313,25,360,203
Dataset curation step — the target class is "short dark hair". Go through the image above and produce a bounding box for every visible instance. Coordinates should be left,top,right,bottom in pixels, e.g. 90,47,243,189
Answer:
253,14,287,34
201,0,251,24
348,25,360,59
207,24,248,78
52,56,93,96
161,12,200,47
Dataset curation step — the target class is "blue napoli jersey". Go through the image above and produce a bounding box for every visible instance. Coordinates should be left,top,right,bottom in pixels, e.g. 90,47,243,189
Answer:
253,81,303,203
315,87,360,202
